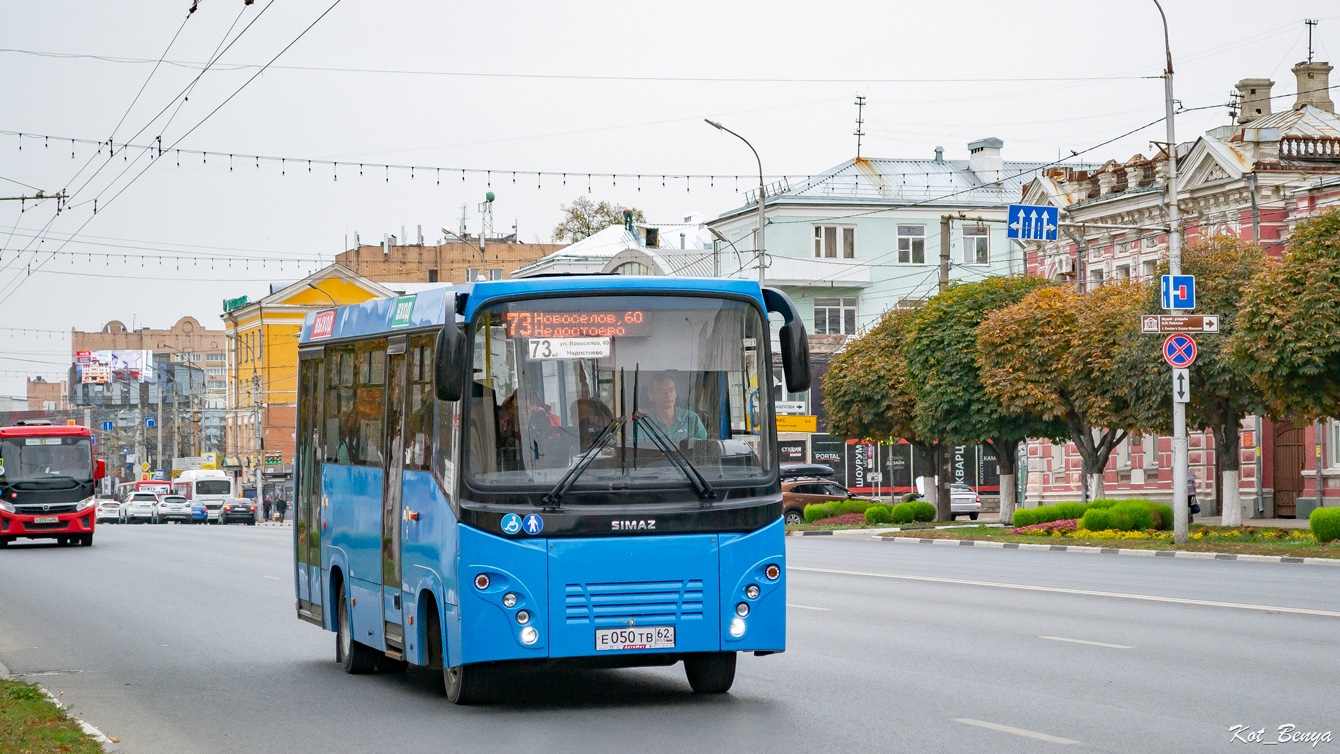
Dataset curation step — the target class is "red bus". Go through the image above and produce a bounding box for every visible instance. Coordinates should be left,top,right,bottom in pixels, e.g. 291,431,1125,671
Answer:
0,421,105,547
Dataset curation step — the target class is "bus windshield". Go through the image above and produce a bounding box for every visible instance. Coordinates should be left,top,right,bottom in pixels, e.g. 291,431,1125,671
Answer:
0,436,92,486
464,295,772,493
195,479,232,496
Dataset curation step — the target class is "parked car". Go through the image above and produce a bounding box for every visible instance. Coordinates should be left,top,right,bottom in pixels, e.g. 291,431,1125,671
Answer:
94,499,121,524
218,498,257,524
149,495,191,524
188,501,209,524
780,465,878,525
120,492,159,524
949,483,982,520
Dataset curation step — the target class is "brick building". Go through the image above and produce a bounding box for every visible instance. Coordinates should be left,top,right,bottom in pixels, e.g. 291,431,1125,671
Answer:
335,232,566,284
26,377,68,411
1018,61,1340,519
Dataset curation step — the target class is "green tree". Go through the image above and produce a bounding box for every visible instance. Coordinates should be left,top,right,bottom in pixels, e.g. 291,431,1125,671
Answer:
1138,238,1268,526
978,282,1164,502
1233,208,1340,420
551,197,646,243
823,307,944,512
906,277,1067,524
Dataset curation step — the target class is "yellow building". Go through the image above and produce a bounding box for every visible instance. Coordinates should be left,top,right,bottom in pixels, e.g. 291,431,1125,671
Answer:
220,264,398,497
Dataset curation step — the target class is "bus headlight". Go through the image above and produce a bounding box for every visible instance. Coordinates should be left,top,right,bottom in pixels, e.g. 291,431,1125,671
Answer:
502,593,517,608
735,602,750,617
519,626,538,645
515,610,531,625
729,617,746,637
745,584,760,600
0,500,13,514
77,498,96,511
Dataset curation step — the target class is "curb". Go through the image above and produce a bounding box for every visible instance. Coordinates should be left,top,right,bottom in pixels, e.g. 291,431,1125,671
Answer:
0,659,120,752
876,535,1340,567
790,523,1005,538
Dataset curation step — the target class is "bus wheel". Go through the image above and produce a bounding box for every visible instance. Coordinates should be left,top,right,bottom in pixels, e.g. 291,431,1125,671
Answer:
444,663,495,705
336,584,378,675
684,652,736,694
80,534,93,547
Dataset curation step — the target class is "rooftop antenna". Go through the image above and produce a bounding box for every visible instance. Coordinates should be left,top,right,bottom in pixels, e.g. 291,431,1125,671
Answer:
853,95,866,159
1307,19,1319,63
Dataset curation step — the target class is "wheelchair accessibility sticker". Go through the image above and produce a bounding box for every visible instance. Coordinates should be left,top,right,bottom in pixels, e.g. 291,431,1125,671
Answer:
501,513,522,535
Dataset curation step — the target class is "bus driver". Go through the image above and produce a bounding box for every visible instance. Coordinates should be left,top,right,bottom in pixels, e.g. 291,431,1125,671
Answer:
640,374,707,443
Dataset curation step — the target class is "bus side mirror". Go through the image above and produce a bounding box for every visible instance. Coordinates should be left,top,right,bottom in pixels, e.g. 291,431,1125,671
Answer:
762,287,811,393
95,459,106,480
434,300,467,402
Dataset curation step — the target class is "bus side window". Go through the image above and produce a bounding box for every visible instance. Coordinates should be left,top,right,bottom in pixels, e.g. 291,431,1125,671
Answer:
354,342,387,466
325,347,356,463
405,335,435,471
434,387,459,498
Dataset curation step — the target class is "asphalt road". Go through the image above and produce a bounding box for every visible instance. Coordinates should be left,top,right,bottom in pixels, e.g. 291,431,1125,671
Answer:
2,525,1338,754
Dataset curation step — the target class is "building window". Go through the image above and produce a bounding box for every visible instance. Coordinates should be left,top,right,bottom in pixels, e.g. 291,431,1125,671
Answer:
206,353,225,363
1141,259,1157,281
1089,268,1105,287
488,269,503,281
961,225,989,265
466,268,480,282
813,226,855,259
813,297,857,335
1330,419,1340,469
897,225,926,264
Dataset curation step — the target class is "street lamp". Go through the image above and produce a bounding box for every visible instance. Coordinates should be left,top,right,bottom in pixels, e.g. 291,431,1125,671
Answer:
1153,0,1190,544
705,119,767,284
441,227,487,282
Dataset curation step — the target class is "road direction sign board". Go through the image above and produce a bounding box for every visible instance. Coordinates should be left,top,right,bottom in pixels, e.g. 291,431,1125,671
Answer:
1172,368,1190,404
1163,334,1198,367
145,417,155,428
1160,275,1195,309
1007,204,1059,241
1140,314,1219,333
101,421,113,431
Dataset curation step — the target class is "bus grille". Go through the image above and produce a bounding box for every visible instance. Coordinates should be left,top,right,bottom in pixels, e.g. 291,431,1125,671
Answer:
564,580,705,626
15,504,77,515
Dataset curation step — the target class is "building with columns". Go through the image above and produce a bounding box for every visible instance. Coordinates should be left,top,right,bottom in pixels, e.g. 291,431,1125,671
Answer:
1018,61,1340,519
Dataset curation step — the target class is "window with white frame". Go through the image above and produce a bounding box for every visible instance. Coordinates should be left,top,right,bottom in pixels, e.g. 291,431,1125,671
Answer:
961,225,989,265
488,269,503,281
1330,419,1340,469
1141,259,1157,281
813,225,855,259
897,225,926,264
466,268,480,282
813,297,857,335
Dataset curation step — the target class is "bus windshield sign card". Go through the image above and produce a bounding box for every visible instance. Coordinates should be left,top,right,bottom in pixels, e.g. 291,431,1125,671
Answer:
311,310,336,339
527,337,610,360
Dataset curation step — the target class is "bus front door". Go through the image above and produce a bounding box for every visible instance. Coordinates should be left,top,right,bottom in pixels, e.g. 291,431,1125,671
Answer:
296,353,324,626
381,343,408,653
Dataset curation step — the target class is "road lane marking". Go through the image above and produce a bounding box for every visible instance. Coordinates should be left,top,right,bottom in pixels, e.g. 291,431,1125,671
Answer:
787,604,830,611
263,576,282,580
1039,636,1132,649
955,718,1079,745
789,566,1340,618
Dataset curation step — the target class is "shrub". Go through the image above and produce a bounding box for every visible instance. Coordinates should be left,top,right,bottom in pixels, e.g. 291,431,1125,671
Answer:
1014,502,1094,528
1148,503,1174,530
865,505,893,525
1311,507,1340,543
907,501,936,522
1053,502,1089,521
1112,503,1155,531
889,502,916,524
1081,507,1135,532
835,499,878,517
803,503,834,523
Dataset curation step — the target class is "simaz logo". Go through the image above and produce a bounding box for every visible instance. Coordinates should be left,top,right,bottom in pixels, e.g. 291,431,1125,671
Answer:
611,520,656,531
310,310,336,339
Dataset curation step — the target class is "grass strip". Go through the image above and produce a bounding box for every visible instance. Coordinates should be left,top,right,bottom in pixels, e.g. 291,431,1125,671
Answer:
0,678,106,754
879,526,1340,559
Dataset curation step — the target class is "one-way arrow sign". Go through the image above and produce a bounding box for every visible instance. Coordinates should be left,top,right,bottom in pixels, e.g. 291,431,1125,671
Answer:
1173,368,1190,404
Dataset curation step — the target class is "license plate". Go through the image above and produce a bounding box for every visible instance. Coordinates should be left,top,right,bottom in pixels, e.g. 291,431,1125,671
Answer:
33,516,59,524
595,626,675,651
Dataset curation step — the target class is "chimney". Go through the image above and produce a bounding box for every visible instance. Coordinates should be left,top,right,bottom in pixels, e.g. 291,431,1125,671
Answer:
623,209,633,231
1235,78,1275,123
967,137,1004,182
933,146,944,163
1292,61,1334,112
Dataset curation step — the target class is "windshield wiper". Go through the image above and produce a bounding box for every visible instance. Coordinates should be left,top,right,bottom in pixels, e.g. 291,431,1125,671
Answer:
632,412,715,500
543,415,627,507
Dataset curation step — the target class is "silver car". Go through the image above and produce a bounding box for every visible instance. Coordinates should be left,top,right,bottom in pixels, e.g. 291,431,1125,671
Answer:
950,483,982,520
120,492,158,523
153,494,192,524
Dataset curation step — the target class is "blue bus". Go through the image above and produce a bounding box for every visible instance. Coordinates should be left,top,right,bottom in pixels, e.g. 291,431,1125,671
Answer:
293,275,810,703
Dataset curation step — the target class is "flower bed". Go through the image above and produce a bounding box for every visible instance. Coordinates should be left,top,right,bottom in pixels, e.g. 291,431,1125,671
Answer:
810,512,869,526
1008,523,1318,543
1010,519,1078,535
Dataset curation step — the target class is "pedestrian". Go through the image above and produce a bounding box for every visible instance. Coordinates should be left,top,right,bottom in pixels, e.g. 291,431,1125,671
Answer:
276,497,288,522
263,497,272,523
1186,468,1201,524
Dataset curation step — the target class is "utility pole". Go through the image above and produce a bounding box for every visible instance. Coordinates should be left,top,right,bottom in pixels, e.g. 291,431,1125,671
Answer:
939,216,952,293
156,380,164,475
705,120,766,284
1154,0,1189,544
854,95,866,159
253,373,264,523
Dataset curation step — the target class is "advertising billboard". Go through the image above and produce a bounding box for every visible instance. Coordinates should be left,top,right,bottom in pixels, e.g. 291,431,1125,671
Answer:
76,350,154,384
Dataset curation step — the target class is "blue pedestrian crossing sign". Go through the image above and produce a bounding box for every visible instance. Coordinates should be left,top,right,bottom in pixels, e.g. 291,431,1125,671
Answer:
1160,275,1195,310
522,514,544,535
1007,204,1059,241
101,421,113,431
501,513,522,535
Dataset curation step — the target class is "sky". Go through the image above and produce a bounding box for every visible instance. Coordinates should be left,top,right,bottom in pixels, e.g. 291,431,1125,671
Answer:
1,0,1338,399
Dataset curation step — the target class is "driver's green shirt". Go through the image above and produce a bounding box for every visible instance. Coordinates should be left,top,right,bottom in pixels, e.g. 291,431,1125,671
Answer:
635,408,708,443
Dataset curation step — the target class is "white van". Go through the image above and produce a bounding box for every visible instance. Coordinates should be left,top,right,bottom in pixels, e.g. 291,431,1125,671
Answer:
171,470,233,523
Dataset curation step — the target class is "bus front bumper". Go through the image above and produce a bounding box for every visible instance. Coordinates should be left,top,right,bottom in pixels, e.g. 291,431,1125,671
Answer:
456,519,785,666
0,508,94,539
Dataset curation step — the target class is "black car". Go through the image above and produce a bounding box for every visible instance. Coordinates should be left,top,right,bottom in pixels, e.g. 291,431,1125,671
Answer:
218,499,257,524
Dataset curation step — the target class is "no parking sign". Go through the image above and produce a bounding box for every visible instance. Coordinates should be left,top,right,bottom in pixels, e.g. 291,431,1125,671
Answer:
1163,334,1198,368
